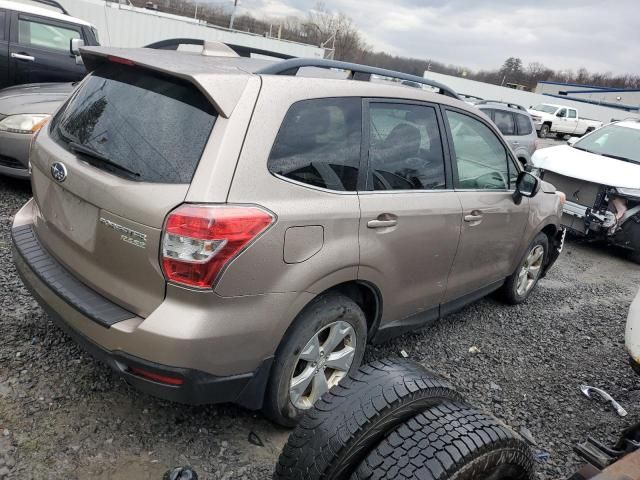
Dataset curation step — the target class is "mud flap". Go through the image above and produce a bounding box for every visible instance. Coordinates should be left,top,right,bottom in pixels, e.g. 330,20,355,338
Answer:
542,227,566,278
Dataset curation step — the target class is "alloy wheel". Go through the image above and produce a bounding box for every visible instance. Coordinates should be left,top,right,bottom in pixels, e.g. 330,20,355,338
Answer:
516,245,545,296
289,321,356,410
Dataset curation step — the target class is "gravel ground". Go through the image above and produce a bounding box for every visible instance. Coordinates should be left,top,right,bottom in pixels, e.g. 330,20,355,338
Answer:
1,140,639,479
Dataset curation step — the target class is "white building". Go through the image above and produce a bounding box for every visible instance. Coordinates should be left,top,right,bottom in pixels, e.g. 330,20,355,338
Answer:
55,0,325,59
423,71,640,123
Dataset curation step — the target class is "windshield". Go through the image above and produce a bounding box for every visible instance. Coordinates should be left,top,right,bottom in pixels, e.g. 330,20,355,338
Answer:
531,104,558,114
573,124,640,164
50,64,217,183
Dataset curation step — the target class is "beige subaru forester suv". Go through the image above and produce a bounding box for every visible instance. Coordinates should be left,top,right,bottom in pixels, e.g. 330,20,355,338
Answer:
12,43,565,426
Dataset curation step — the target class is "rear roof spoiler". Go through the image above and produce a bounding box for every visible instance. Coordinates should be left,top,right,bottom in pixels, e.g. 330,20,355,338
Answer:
257,58,459,99
144,38,295,59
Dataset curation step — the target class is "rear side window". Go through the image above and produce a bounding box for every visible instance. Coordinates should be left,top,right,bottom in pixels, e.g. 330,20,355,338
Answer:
50,65,217,183
18,18,81,52
492,110,516,136
368,103,446,190
568,109,577,119
268,98,362,192
515,113,533,135
0,11,5,40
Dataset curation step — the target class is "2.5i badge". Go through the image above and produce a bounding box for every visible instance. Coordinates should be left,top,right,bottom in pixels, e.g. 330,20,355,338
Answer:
99,217,147,249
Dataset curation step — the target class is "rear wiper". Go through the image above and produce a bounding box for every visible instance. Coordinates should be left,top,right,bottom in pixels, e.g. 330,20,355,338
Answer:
68,142,140,178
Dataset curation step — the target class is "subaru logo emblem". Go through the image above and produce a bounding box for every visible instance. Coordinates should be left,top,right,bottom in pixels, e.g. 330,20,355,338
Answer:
51,162,67,182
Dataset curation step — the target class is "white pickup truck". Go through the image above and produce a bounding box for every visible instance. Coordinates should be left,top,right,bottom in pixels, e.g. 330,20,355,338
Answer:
527,103,603,139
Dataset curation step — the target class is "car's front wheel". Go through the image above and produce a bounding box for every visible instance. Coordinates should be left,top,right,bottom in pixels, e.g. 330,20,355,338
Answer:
500,233,549,304
263,294,367,427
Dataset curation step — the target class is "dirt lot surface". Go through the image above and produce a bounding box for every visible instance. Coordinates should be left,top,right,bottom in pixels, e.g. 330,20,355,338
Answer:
1,138,639,479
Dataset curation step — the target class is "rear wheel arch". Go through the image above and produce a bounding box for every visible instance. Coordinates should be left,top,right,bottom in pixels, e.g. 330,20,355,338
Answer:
324,281,382,340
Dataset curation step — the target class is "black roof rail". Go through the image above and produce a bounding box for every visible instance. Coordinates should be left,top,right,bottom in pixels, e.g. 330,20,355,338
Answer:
144,38,294,59
256,58,459,99
28,0,69,15
476,100,527,111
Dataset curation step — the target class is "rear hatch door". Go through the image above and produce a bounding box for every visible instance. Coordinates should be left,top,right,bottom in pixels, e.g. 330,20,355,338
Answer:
29,61,218,317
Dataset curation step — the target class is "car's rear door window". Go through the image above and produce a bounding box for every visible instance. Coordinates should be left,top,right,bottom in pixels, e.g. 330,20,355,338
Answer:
367,102,446,190
50,64,217,183
492,110,516,136
268,97,362,192
515,113,533,135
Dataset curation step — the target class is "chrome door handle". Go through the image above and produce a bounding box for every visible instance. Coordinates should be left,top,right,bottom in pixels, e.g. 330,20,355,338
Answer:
464,214,483,222
11,53,35,62
367,219,398,228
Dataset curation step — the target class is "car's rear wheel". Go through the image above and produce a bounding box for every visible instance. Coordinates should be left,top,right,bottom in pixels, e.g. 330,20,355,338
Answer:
538,124,550,138
500,233,548,304
263,294,367,427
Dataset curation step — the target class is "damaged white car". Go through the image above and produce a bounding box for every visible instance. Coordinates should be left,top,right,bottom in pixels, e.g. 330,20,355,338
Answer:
625,288,640,375
531,120,640,263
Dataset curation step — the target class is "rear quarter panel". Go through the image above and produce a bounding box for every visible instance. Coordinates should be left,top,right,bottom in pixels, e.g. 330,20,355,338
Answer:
218,77,366,298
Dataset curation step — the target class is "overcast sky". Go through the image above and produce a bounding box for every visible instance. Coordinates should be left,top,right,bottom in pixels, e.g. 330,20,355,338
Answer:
228,0,638,75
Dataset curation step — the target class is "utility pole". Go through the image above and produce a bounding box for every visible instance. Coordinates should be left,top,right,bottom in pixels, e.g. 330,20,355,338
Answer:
229,0,238,29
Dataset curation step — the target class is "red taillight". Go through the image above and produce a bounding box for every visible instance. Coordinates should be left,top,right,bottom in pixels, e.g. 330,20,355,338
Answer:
129,367,184,386
107,55,135,66
161,204,274,289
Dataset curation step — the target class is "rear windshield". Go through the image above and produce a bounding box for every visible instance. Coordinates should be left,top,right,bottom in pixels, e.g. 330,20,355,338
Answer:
50,64,217,183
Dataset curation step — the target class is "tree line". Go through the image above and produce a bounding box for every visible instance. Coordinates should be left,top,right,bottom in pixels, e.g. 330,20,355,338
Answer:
128,0,640,90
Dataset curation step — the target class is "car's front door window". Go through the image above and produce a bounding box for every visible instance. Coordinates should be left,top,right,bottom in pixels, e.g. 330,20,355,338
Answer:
445,110,511,190
18,18,81,52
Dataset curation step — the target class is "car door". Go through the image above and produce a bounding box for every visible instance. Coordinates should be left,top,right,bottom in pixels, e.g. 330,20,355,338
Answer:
8,12,86,85
441,107,529,309
358,99,462,329
0,9,8,88
555,108,570,133
566,108,578,134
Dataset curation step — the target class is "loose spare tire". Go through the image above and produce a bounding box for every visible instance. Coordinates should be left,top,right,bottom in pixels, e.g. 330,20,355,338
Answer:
352,400,534,480
273,358,462,480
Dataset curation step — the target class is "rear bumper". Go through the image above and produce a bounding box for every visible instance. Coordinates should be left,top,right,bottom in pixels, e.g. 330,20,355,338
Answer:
13,240,273,409
10,199,301,410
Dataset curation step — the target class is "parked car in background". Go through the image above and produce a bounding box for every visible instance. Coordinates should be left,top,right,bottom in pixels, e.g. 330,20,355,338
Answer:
0,81,74,178
528,103,603,139
0,0,99,89
626,288,640,375
459,93,483,105
477,100,538,167
12,44,564,427
531,120,640,263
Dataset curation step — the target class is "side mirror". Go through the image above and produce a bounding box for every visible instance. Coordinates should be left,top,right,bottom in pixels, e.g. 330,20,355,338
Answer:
70,38,85,56
513,171,540,205
567,137,578,146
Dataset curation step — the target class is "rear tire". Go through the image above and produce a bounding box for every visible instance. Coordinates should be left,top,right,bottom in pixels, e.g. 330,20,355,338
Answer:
538,124,550,138
273,359,462,480
500,233,549,305
353,401,534,480
263,294,368,427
